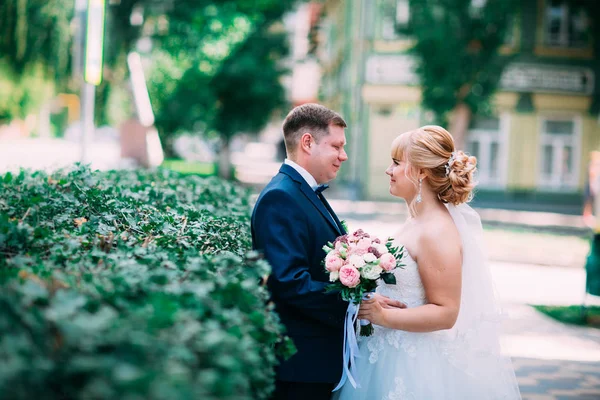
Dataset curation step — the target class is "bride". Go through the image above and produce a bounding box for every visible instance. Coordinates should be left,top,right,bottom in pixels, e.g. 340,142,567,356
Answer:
333,126,521,399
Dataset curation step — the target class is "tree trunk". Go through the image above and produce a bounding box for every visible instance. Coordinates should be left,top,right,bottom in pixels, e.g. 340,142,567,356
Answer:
218,137,232,180
448,102,472,150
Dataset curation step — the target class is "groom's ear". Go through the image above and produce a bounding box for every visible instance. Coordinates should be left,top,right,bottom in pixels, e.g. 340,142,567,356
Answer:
300,133,313,152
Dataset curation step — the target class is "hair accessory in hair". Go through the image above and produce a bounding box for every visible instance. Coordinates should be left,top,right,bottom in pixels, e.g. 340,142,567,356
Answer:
445,152,458,176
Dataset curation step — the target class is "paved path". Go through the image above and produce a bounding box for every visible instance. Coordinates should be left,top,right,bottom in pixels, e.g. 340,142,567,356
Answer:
494,264,600,399
504,305,600,400
0,138,125,173
330,198,587,233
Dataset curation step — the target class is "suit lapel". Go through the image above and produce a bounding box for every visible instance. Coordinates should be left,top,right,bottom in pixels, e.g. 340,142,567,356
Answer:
320,195,346,235
279,164,343,236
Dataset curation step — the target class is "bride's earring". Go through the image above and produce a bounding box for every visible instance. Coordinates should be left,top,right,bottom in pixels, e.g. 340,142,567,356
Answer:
416,178,423,203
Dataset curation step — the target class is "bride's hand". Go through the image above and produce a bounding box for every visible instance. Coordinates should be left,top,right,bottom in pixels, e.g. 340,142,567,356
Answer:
358,295,402,327
372,293,406,309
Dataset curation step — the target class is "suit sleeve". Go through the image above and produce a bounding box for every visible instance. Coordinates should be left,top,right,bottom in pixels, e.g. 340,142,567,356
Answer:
253,189,347,328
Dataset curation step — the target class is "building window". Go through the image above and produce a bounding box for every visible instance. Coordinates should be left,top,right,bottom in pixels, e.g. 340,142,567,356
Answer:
466,114,509,188
538,116,581,190
395,0,410,27
544,0,592,48
381,0,410,39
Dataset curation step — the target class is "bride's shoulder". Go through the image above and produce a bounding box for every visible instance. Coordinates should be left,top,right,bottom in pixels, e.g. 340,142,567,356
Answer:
418,212,461,249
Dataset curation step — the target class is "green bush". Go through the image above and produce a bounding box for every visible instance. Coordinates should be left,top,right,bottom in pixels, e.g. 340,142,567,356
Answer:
0,166,293,400
161,159,218,177
533,305,600,328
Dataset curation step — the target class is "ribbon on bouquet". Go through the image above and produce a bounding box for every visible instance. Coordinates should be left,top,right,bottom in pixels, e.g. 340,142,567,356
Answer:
332,292,374,392
332,301,361,391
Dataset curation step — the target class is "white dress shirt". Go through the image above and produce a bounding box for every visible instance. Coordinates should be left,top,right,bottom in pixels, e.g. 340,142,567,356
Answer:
284,159,336,224
284,159,319,191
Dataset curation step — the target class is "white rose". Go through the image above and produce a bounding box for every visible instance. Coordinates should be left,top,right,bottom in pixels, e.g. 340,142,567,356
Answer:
360,264,383,280
363,253,377,263
348,254,366,269
377,244,389,254
329,270,340,282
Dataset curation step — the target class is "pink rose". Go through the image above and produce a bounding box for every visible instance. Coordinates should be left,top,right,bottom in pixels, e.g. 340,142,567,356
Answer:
347,244,366,257
335,240,347,251
325,251,344,272
353,248,367,256
334,235,349,248
348,232,360,243
368,246,382,258
357,238,372,251
339,265,361,288
379,253,397,271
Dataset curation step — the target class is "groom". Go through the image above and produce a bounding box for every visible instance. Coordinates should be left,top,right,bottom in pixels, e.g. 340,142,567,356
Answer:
252,104,402,400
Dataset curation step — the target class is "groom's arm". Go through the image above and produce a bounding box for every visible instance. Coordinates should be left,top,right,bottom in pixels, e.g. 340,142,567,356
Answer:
253,189,347,329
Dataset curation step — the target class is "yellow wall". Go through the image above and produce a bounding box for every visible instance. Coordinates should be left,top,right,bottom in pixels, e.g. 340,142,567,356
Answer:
506,113,539,189
366,102,421,199
363,86,421,103
533,94,591,111
363,85,422,199
372,40,414,53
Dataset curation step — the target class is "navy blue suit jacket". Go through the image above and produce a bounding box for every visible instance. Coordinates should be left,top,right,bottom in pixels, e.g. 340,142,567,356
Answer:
251,164,348,383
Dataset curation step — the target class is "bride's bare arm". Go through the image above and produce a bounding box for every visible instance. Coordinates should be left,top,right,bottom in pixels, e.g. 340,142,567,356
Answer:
358,227,462,332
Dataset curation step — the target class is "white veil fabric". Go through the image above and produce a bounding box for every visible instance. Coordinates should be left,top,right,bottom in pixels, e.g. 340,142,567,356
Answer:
442,203,521,398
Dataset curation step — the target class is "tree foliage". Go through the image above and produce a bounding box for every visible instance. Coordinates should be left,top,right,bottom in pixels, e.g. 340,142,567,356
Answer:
0,0,298,177
0,0,72,83
0,0,73,121
401,0,520,145
211,23,288,142
142,0,296,177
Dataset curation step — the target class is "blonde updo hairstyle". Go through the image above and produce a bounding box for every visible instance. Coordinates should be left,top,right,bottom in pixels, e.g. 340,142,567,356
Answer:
391,125,477,212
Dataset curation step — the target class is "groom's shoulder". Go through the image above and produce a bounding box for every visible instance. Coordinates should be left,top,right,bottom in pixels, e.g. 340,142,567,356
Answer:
258,173,297,202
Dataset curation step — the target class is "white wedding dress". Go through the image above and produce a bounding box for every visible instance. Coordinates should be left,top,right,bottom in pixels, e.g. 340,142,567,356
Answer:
333,204,521,400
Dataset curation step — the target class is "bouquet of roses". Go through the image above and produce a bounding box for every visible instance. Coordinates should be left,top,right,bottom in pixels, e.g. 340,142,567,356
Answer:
323,228,404,336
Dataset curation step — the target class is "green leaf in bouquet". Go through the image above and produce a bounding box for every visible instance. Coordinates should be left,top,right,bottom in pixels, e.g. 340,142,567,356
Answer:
381,272,396,285
341,220,349,232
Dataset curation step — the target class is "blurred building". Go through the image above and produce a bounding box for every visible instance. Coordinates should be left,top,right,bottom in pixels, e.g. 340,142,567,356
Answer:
288,2,323,106
317,0,600,213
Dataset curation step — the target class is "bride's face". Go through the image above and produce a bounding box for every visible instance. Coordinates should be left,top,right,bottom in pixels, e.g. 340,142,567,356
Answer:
385,158,416,199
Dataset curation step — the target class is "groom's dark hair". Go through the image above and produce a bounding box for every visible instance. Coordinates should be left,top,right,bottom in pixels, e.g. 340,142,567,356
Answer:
282,103,347,157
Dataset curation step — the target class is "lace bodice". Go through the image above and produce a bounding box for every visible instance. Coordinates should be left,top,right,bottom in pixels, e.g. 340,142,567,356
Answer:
377,251,426,308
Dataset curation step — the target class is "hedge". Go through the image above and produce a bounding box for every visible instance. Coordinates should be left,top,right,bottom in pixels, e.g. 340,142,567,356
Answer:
0,166,293,400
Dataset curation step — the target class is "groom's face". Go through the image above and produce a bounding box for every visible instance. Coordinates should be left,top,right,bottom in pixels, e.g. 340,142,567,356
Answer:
308,124,348,184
